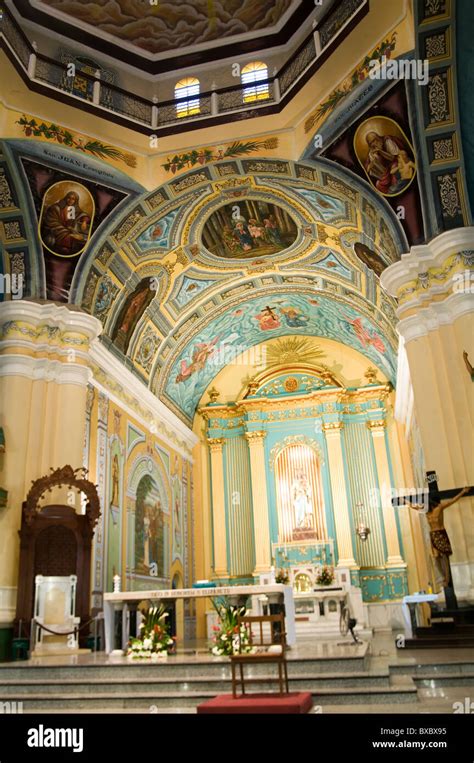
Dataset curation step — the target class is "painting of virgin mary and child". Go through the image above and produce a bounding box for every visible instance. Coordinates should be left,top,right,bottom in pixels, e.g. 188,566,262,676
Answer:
202,200,298,258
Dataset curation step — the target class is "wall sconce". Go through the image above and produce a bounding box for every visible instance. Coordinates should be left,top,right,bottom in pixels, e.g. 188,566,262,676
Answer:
355,501,370,542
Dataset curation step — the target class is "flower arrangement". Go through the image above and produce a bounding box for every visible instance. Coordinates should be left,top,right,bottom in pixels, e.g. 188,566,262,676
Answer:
275,568,290,585
315,565,335,586
210,597,253,657
127,604,175,660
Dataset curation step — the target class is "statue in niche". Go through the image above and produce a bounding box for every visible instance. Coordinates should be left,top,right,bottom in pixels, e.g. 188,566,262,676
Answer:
110,454,119,507
292,470,313,529
142,505,151,570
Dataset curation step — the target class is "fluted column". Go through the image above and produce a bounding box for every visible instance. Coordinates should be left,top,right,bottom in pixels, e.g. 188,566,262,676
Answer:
245,431,271,575
323,422,357,568
381,229,474,592
367,420,405,566
0,301,101,616
207,438,228,577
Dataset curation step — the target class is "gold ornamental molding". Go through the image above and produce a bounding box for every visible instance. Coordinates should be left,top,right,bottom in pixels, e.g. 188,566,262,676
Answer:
366,419,387,432
244,430,267,444
200,383,392,420
198,405,245,421
213,177,253,193
207,437,225,452
239,362,345,400
322,421,344,432
396,252,469,308
269,435,324,470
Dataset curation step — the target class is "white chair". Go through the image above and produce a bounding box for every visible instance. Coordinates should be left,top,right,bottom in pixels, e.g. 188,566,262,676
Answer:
32,575,80,654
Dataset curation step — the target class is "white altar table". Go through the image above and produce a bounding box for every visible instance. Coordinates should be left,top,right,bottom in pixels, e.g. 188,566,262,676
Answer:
103,584,295,653
402,593,439,638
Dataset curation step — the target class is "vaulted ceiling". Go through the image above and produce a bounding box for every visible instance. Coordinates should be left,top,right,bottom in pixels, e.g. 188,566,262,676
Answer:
70,157,405,424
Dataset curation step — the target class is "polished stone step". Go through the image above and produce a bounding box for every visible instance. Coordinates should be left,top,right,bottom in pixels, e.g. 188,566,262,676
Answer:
398,636,474,648
0,655,368,681
390,660,474,675
0,683,417,710
413,672,474,687
0,670,391,695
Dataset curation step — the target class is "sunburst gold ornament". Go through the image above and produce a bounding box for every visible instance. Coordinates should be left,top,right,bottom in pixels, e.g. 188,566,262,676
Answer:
265,337,326,367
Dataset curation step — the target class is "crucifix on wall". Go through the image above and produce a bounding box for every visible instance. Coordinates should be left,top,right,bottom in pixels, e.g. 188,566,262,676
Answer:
392,471,473,609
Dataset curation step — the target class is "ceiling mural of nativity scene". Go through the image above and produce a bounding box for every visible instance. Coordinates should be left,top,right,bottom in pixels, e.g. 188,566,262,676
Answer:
0,0,473,723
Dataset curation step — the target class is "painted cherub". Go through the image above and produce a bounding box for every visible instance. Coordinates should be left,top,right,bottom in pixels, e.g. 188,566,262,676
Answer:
396,150,416,180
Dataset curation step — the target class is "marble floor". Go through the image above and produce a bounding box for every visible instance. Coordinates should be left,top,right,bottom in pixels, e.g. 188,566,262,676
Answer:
8,630,472,667
341,631,474,714
8,637,368,668
2,631,472,714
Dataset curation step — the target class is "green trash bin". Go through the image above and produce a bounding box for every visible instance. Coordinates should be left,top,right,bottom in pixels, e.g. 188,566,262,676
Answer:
11,637,29,661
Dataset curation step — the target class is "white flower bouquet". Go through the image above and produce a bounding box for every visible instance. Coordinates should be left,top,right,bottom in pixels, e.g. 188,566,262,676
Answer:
126,603,176,660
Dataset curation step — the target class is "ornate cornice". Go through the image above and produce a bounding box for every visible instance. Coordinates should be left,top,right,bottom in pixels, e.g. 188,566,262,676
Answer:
0,355,92,386
396,292,474,342
0,301,101,386
90,342,198,458
0,300,102,343
199,383,392,421
198,405,245,421
381,228,474,315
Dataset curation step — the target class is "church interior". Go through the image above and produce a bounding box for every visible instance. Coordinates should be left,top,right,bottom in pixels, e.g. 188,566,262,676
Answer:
0,0,473,721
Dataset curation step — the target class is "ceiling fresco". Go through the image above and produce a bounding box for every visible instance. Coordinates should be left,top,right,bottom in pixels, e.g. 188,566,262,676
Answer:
0,139,405,425
83,157,403,423
161,289,397,420
201,200,298,259
35,0,295,55
317,82,425,246
0,139,145,303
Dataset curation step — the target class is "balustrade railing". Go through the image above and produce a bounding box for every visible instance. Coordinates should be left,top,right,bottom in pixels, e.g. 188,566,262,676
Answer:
0,1,367,133
279,35,317,97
